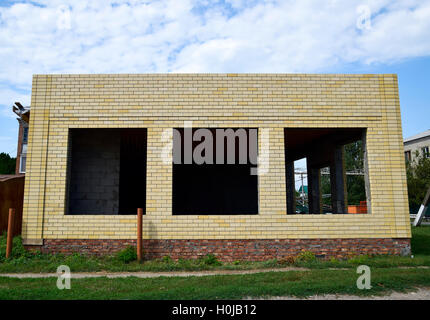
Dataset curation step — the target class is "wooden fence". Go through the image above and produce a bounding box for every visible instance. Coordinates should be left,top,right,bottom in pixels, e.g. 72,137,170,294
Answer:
0,175,24,236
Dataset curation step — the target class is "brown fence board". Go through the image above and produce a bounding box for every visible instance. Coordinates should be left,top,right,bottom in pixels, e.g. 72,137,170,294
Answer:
0,175,24,236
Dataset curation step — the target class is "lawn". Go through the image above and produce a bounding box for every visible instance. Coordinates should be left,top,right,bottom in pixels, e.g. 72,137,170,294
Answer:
1,267,429,300
0,226,429,299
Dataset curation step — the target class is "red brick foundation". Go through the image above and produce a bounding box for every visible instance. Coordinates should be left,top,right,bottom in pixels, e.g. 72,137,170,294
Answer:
34,238,411,261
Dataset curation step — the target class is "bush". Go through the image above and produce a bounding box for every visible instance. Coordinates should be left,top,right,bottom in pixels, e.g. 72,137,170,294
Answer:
116,246,138,263
294,251,316,263
202,254,222,266
0,233,32,261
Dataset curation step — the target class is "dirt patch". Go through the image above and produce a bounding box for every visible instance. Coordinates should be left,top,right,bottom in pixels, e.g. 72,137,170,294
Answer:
0,267,309,279
247,288,430,300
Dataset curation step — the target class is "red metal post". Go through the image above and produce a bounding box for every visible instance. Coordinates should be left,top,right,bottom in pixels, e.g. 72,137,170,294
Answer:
137,208,143,262
6,208,15,259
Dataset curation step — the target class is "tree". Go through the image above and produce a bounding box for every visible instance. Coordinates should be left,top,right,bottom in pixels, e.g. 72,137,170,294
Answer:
0,152,16,174
406,152,430,213
344,141,366,205
321,168,331,206
319,141,366,211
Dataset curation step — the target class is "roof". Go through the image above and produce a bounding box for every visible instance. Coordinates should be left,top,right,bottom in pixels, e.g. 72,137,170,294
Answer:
404,130,430,143
298,185,308,194
0,174,24,182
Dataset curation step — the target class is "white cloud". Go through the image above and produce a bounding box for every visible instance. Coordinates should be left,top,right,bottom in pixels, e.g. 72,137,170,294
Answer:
0,0,429,115
0,87,30,118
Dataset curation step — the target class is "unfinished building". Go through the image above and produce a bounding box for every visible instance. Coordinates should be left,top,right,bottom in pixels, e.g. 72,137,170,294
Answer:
21,74,411,260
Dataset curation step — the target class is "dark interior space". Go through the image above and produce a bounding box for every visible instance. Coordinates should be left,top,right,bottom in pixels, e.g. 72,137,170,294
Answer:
284,128,364,162
173,128,258,215
67,128,147,215
119,129,147,215
284,128,368,215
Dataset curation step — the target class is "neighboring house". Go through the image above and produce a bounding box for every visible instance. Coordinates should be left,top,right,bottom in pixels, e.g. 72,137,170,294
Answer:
21,74,411,260
404,129,430,163
12,102,30,174
404,130,430,219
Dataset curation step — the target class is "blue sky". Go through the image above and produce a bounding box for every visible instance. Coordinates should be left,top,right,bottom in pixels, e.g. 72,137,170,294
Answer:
0,0,429,156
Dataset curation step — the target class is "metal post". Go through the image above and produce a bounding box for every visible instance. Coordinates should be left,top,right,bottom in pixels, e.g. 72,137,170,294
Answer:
301,172,305,206
6,208,15,259
414,187,430,227
137,208,143,262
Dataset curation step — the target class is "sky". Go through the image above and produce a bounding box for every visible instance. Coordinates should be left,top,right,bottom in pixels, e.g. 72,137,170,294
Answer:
0,0,429,157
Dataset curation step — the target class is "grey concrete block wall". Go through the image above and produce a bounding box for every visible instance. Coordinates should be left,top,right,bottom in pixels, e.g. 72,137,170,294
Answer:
68,129,120,215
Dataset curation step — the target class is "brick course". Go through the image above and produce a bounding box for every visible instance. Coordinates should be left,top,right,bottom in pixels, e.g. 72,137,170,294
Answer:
39,238,411,261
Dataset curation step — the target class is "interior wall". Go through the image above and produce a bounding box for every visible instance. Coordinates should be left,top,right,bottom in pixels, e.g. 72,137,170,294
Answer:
67,129,120,215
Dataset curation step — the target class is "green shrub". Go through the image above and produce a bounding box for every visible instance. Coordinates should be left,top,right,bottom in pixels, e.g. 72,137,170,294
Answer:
116,246,138,263
161,255,173,264
0,233,32,261
202,254,222,266
294,251,316,263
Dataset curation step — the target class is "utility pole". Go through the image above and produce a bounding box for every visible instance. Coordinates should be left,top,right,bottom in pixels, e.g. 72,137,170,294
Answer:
301,172,305,205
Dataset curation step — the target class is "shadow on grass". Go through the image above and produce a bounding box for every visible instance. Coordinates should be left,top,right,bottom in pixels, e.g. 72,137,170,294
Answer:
411,226,430,255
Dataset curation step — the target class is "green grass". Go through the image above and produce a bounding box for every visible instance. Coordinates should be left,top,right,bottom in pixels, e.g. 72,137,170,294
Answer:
0,226,429,299
0,226,429,273
411,225,430,256
1,268,430,300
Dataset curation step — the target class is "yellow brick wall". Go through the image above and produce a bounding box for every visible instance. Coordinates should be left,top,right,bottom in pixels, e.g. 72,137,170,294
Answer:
21,74,411,244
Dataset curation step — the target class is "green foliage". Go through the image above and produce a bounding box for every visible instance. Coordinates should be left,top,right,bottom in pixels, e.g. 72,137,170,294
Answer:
0,233,32,261
294,251,316,263
0,152,16,174
320,169,331,206
4,267,430,300
347,254,371,265
0,227,429,273
411,226,430,255
115,246,138,263
201,254,222,266
320,141,366,209
406,153,430,213
344,140,364,171
346,175,366,205
344,141,366,205
161,255,173,263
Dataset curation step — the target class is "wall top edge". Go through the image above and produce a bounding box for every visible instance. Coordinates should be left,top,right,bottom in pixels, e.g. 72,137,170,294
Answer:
32,73,398,78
